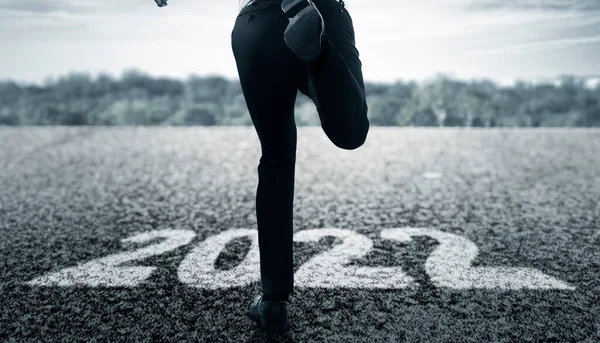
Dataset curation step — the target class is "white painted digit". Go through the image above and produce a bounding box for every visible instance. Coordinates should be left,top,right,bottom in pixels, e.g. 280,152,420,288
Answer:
380,227,575,290
293,228,417,289
178,228,260,289
26,226,575,291
27,229,196,287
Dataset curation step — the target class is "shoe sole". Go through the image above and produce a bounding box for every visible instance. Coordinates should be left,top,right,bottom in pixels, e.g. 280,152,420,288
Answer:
247,309,289,331
281,0,324,62
260,317,288,331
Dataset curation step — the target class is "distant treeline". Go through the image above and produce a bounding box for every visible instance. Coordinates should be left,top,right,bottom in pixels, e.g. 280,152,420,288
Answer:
1,68,599,127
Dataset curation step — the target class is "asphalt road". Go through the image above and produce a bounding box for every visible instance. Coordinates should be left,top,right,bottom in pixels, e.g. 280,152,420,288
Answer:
1,127,599,342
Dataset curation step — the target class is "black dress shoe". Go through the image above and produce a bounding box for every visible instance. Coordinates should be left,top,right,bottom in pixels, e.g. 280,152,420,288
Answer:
281,0,325,62
246,294,290,331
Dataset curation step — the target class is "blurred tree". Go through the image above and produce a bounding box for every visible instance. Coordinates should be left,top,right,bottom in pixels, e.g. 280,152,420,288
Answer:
2,71,599,127
365,81,392,97
185,75,229,104
0,81,21,125
369,81,415,126
184,104,218,126
456,80,496,127
417,75,462,126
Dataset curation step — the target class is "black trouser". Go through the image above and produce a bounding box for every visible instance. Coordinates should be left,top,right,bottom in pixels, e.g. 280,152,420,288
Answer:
231,0,370,297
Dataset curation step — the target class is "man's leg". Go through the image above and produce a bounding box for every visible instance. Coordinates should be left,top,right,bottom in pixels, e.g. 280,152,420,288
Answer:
298,0,370,150
232,1,303,298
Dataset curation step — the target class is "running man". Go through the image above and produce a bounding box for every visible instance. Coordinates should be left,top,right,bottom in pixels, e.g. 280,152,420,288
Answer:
156,0,370,332
233,0,369,331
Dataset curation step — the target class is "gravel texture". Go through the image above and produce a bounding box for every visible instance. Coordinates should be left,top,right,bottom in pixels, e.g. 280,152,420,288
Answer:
1,127,599,342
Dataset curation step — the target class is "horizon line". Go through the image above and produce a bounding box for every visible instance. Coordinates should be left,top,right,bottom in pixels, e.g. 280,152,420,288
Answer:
1,70,599,88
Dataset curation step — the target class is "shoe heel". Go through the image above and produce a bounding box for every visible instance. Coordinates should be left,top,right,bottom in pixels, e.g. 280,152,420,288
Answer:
283,9,322,61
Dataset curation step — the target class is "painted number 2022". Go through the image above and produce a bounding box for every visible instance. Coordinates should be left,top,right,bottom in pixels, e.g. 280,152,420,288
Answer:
27,227,575,290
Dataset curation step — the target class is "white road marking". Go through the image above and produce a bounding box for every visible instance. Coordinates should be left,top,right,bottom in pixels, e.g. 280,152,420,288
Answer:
422,172,443,179
26,229,196,287
178,228,260,289
380,227,576,290
25,227,575,291
294,228,417,289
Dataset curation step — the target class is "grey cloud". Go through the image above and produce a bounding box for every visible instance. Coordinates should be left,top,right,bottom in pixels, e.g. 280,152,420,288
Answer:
465,35,600,55
0,0,82,13
0,0,143,14
466,0,600,12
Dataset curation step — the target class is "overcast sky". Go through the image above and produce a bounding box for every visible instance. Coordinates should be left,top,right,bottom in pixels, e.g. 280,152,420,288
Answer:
1,0,599,85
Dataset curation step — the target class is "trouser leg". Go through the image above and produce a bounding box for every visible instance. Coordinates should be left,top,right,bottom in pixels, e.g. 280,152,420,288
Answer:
298,0,370,150
232,1,302,297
